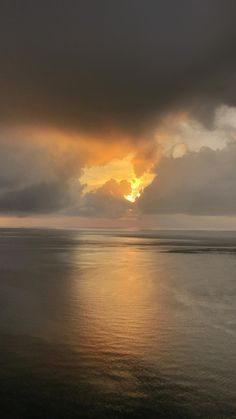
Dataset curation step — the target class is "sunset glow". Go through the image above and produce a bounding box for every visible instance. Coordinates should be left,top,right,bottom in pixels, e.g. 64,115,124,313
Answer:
124,177,143,203
0,1,234,232
80,155,155,206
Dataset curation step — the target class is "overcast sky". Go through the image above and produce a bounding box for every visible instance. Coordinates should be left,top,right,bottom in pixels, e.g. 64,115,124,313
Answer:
1,1,236,228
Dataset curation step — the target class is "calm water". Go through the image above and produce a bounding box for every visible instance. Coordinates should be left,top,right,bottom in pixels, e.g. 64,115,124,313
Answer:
0,228,236,418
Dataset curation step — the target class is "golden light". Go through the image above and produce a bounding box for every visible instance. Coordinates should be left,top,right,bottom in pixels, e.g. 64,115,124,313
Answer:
124,177,143,203
80,155,156,203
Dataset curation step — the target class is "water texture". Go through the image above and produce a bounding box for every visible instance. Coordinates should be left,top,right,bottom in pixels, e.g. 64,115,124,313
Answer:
0,228,236,418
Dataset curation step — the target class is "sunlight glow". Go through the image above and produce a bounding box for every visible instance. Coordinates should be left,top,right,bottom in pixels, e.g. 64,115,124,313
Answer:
124,177,143,203
80,155,156,204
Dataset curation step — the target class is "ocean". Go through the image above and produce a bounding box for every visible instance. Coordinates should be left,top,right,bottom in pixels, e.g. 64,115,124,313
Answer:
0,228,236,418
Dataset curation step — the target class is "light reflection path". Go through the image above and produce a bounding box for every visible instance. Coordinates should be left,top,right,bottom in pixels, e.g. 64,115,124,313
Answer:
69,236,172,364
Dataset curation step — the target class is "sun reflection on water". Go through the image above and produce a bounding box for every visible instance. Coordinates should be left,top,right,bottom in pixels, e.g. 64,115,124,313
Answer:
70,236,168,361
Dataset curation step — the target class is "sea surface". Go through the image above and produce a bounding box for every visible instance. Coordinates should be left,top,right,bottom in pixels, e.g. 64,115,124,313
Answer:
0,228,236,418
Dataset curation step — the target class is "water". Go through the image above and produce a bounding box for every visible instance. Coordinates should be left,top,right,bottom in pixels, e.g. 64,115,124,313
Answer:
0,228,236,418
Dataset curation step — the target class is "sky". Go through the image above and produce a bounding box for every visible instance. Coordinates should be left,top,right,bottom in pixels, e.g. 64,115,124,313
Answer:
1,0,236,229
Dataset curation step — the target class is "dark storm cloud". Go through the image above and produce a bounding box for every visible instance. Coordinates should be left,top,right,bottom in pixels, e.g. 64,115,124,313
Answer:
0,137,56,189
139,143,236,216
0,0,236,134
0,182,73,214
0,132,84,215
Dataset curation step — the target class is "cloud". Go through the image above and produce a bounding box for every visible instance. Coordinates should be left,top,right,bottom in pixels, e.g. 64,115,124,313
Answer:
1,107,236,218
0,182,75,214
0,129,84,215
0,136,55,190
140,142,236,215
76,179,132,218
0,1,236,135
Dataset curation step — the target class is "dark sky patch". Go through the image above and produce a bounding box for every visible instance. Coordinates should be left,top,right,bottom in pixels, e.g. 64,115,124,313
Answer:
0,0,236,134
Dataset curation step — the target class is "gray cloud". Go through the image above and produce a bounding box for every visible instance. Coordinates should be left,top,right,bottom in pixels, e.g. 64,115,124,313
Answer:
74,179,131,218
0,132,84,215
0,1,236,134
0,137,56,190
0,182,73,214
140,143,236,215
